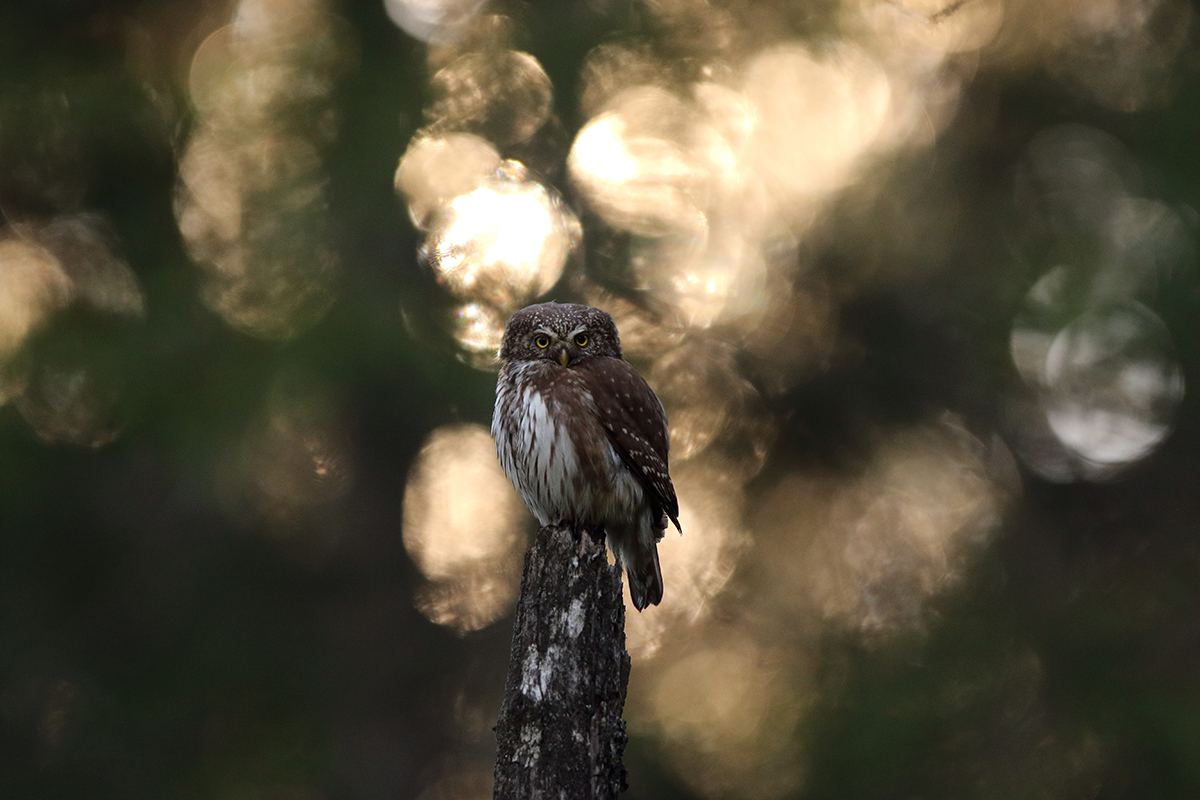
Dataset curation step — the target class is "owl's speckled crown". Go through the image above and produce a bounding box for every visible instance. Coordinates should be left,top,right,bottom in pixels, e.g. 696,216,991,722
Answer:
498,302,622,361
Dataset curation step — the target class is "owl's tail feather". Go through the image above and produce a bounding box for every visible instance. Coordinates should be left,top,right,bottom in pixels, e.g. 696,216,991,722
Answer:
606,516,664,611
626,543,663,612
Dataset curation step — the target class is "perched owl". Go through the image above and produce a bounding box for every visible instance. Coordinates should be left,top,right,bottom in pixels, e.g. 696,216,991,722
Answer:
492,302,681,610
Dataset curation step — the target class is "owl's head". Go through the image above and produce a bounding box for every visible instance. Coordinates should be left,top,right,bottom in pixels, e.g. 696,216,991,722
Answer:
499,302,622,365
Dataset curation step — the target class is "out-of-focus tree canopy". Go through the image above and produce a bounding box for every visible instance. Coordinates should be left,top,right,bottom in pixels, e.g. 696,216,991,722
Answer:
1,0,1197,798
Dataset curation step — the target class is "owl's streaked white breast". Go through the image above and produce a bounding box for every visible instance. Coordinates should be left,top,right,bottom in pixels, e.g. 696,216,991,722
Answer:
493,360,643,528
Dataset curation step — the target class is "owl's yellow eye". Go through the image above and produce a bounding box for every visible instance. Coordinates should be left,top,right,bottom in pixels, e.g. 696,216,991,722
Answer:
534,335,550,348
574,333,588,347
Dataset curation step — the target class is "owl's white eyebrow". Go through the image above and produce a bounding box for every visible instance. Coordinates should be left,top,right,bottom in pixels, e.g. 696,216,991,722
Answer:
568,326,588,337
533,328,556,337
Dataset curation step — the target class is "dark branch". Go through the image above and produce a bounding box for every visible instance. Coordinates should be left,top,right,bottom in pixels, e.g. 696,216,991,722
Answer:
493,524,630,799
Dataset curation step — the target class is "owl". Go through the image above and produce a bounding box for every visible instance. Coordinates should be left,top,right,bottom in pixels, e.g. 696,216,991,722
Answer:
492,302,681,610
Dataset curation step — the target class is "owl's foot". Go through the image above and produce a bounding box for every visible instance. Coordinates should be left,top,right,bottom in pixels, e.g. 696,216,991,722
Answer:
577,524,607,551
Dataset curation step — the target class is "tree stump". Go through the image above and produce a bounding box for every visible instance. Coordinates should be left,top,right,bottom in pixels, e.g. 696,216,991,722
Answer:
493,524,630,799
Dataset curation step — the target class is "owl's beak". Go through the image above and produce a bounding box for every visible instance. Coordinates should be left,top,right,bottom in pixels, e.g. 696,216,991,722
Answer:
558,349,570,367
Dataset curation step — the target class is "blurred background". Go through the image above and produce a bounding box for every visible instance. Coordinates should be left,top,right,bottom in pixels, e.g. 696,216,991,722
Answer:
1,0,1197,797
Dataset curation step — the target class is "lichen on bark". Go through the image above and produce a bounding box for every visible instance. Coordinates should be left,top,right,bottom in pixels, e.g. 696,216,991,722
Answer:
493,525,630,799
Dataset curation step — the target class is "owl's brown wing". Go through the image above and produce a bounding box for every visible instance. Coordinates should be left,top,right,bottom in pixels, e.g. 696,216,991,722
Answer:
579,357,680,531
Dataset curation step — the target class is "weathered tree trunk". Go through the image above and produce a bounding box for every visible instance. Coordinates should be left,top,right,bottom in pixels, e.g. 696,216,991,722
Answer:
493,524,630,799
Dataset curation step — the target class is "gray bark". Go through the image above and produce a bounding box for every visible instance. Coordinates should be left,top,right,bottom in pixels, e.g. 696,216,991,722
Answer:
493,524,630,799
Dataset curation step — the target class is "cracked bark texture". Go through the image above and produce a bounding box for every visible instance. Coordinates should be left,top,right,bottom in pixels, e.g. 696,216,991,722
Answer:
493,524,630,799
